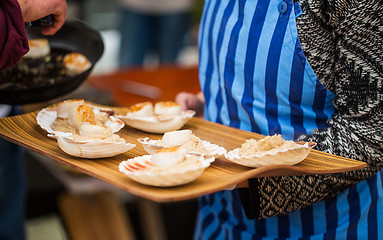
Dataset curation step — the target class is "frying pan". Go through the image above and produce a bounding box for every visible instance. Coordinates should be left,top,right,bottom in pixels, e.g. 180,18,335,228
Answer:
0,19,104,105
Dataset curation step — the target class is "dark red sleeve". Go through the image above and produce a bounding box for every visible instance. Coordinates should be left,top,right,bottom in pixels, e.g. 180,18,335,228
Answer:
0,0,29,71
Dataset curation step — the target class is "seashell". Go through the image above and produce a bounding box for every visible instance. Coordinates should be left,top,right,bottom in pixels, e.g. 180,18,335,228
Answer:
57,99,84,118
224,141,316,168
116,110,195,134
119,154,213,187
64,52,91,76
24,38,50,59
57,133,135,159
137,131,227,158
36,104,124,138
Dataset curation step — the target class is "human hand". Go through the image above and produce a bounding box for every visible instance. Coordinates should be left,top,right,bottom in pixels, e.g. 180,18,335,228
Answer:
175,91,205,118
17,0,67,35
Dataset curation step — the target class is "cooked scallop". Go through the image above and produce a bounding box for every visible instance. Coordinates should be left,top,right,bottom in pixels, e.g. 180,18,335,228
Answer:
78,123,112,138
127,102,154,118
24,38,50,59
67,104,96,130
161,129,193,147
115,100,196,133
37,102,125,139
57,99,84,118
154,101,182,116
63,52,91,76
138,130,227,158
151,147,186,167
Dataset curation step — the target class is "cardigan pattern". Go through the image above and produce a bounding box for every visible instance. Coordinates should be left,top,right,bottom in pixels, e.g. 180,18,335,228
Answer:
253,0,383,219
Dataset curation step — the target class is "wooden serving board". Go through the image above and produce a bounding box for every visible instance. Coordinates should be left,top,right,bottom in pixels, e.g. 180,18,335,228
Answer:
0,108,366,202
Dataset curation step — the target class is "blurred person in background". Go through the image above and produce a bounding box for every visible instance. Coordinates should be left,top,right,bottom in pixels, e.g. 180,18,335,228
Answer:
176,0,383,239
118,0,195,68
0,0,67,239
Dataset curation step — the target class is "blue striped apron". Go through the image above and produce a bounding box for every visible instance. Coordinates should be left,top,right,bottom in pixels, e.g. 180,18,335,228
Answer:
195,0,383,239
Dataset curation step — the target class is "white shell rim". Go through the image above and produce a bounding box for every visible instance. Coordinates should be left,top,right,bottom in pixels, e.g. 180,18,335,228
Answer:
119,154,213,187
224,142,313,168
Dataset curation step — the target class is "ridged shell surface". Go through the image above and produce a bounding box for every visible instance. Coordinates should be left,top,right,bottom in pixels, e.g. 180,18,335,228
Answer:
57,134,135,159
119,154,213,187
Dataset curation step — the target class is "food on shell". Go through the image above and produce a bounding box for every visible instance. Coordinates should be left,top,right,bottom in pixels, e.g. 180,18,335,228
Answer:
63,52,91,76
154,101,182,116
57,99,85,118
67,104,96,129
224,134,316,167
138,130,227,158
161,129,192,147
116,101,195,134
127,102,154,118
36,100,124,138
119,151,214,187
78,122,112,138
56,123,135,159
24,38,50,59
151,147,187,167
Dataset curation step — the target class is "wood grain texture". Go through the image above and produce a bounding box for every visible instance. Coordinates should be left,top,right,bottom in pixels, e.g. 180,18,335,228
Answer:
0,107,366,202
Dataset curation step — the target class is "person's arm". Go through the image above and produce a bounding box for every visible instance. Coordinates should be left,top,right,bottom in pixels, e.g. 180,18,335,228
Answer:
0,0,67,71
17,0,67,36
0,0,29,70
238,0,383,219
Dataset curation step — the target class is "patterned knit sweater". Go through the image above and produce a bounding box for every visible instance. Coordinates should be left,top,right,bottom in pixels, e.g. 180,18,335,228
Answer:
239,0,383,219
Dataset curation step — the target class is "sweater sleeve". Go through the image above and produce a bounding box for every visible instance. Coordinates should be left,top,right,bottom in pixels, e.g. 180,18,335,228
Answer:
238,0,383,219
0,0,29,71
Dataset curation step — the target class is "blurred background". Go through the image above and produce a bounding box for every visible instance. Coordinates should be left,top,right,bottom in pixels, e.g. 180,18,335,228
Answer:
23,0,204,239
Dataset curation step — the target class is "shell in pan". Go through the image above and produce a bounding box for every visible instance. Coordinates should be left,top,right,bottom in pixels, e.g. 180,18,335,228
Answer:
119,152,214,187
224,134,316,168
36,100,125,138
116,101,195,134
137,129,227,158
56,123,135,159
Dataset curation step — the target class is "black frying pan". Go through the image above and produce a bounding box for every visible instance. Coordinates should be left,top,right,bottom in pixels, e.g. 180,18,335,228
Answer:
0,19,104,105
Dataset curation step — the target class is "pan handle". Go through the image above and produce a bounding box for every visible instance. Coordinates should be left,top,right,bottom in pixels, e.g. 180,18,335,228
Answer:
26,15,53,27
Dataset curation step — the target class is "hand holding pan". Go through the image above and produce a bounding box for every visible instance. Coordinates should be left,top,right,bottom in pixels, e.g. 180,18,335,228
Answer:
0,19,104,105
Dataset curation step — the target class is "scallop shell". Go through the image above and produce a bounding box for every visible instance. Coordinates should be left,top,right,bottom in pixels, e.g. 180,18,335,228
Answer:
224,142,316,168
137,136,227,158
116,110,195,134
36,105,125,137
57,133,135,159
119,154,213,187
